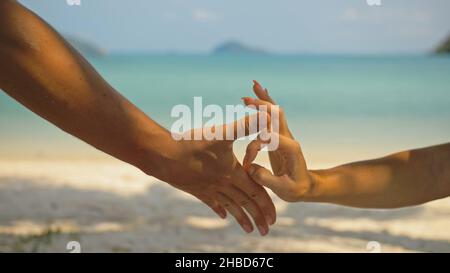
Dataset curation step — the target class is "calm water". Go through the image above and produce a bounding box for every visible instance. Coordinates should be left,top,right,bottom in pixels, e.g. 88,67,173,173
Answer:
1,54,450,165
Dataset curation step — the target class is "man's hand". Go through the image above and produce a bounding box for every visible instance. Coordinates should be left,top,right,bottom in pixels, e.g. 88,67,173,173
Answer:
0,1,276,235
154,114,276,235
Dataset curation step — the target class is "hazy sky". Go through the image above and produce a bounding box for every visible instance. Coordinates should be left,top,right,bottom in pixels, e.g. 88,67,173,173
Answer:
20,0,450,54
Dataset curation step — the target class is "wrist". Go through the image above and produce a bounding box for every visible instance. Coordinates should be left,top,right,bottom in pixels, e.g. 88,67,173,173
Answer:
296,170,323,202
133,129,187,181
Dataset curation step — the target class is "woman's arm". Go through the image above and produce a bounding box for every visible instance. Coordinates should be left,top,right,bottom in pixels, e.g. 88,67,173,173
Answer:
243,81,450,208
0,1,276,235
308,143,450,208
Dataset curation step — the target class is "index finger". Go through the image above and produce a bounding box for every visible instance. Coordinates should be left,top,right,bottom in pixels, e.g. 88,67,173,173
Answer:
253,80,276,104
220,112,271,141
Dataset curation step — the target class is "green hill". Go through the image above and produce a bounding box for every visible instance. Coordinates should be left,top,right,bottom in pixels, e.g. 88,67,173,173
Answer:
435,35,450,54
213,41,266,55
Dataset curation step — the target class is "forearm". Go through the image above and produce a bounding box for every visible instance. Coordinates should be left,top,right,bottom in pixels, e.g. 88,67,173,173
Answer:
308,143,450,208
0,0,180,179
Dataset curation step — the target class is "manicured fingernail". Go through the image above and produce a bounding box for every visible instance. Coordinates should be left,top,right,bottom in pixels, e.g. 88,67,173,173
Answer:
243,223,253,233
258,225,268,236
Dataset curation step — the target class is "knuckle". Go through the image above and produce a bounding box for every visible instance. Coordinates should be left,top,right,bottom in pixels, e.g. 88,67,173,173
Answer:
209,183,222,192
250,188,264,199
239,199,250,206
292,140,301,149
216,175,232,185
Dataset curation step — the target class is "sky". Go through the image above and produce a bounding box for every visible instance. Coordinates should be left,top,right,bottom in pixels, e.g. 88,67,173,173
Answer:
19,0,450,54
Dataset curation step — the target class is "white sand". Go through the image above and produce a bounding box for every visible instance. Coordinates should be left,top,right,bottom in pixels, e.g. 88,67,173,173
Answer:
0,158,449,253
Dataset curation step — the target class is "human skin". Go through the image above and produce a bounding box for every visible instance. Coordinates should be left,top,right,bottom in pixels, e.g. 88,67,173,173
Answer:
0,0,275,235
243,81,450,208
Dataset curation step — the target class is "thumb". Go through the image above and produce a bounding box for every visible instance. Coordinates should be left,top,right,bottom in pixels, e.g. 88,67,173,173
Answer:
247,163,283,191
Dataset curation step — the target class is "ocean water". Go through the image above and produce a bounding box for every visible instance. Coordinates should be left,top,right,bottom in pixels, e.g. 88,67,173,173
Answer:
1,54,450,166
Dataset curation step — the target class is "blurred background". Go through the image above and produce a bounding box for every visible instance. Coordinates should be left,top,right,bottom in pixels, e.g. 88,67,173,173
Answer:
0,0,450,252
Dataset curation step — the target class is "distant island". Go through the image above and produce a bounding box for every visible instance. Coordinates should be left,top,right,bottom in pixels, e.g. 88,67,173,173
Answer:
213,41,266,55
65,35,107,57
435,35,450,54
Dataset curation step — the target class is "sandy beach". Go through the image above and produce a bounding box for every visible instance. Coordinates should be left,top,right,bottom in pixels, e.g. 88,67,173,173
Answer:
1,155,449,253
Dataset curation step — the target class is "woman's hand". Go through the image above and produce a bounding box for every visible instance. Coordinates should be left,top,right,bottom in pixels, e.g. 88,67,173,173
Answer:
241,81,317,202
242,81,450,208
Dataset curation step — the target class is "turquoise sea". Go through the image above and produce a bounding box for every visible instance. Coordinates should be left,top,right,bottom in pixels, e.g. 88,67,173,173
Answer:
1,54,450,166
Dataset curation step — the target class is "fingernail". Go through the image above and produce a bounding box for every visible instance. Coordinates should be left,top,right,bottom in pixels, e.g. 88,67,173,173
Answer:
264,88,269,94
266,214,275,225
243,223,253,233
219,211,226,219
257,225,268,236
